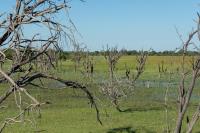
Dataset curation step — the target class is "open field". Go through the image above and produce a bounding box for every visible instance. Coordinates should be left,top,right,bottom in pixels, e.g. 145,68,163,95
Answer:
1,56,200,133
2,1,200,133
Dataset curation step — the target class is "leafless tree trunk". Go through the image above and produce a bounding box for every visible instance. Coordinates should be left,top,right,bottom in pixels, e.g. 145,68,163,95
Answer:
101,50,148,112
82,52,94,78
103,45,122,82
71,42,86,72
132,51,148,83
0,1,101,132
174,13,200,133
158,60,167,79
125,63,130,80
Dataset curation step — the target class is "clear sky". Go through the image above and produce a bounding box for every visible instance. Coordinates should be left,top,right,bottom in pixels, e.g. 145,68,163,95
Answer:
1,0,200,51
69,0,200,51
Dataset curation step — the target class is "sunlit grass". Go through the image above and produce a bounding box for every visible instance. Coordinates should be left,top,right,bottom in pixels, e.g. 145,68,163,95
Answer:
1,56,200,133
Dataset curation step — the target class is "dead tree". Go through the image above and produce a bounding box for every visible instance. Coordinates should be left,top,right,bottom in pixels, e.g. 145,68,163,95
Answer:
71,42,85,72
82,52,94,78
174,13,200,133
0,1,101,132
124,51,148,83
33,49,58,72
101,50,148,112
132,51,148,83
103,46,122,82
125,63,130,80
158,60,168,79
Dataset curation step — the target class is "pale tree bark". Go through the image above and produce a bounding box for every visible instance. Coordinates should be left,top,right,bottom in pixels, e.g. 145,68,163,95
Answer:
174,13,200,133
102,48,147,112
0,1,101,132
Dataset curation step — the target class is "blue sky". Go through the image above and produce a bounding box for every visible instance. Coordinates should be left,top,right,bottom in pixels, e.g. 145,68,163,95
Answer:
69,0,200,51
1,0,200,51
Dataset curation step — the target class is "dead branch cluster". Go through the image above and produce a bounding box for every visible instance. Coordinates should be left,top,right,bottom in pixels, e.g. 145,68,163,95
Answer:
100,46,148,112
2,1,200,133
71,42,86,72
174,13,200,133
103,46,122,81
82,52,94,78
0,0,101,132
124,51,147,83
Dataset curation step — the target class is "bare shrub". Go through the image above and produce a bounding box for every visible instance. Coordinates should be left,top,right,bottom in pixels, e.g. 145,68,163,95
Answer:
0,1,101,132
100,50,148,112
174,13,200,133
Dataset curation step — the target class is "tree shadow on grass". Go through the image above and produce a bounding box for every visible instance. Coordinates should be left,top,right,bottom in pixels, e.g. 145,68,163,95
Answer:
117,106,163,113
107,126,155,133
107,126,136,133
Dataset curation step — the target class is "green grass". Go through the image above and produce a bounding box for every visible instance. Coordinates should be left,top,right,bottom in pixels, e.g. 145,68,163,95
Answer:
1,55,200,133
2,108,172,133
0,88,175,133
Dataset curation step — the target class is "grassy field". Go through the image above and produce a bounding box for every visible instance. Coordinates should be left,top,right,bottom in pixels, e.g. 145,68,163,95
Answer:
1,56,200,133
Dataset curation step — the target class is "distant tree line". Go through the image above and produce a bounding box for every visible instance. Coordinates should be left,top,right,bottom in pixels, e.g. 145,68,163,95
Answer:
4,48,199,61
58,49,199,60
